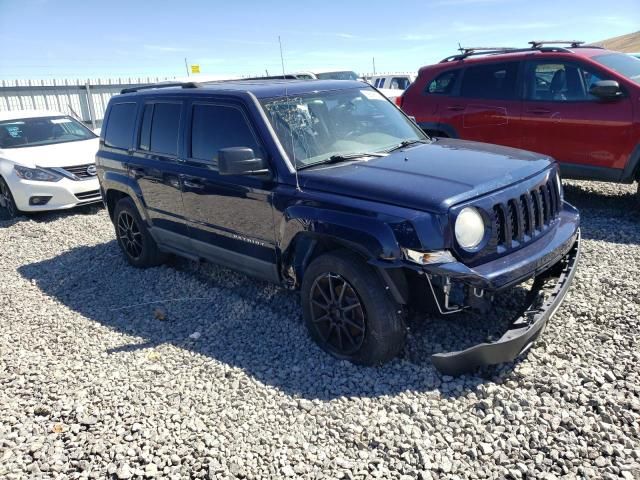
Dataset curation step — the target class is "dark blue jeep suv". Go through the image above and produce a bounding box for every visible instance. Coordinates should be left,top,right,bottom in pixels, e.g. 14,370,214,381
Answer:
96,79,580,375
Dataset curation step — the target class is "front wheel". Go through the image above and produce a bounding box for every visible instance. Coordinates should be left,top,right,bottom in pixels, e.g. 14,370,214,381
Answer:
301,250,406,365
0,177,19,220
113,197,166,268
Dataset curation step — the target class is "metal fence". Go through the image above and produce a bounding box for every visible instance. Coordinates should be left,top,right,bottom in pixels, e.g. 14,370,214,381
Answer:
0,77,175,128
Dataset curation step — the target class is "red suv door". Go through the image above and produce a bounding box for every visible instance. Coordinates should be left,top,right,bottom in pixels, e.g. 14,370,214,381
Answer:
442,61,523,148
520,59,633,175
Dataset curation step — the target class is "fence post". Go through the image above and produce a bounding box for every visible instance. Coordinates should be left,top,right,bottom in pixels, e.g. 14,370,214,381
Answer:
85,80,97,129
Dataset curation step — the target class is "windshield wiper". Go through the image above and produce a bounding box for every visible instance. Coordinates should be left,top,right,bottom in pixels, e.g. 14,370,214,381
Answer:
383,139,430,153
297,152,385,170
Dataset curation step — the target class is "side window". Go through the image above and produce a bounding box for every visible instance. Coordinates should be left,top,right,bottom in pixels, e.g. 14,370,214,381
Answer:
190,104,260,165
104,103,136,149
391,77,410,90
460,62,519,100
426,70,459,95
149,103,181,156
525,62,609,102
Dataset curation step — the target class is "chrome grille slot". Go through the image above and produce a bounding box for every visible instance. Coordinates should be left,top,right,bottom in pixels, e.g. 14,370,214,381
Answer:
61,164,96,180
75,189,101,201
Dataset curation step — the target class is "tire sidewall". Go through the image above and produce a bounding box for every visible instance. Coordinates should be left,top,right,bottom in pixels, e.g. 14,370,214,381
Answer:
301,251,405,365
113,198,161,268
0,177,19,220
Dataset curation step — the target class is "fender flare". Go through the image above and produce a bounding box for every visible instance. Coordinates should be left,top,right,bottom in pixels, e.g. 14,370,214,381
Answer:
620,142,640,183
101,170,150,223
279,205,410,304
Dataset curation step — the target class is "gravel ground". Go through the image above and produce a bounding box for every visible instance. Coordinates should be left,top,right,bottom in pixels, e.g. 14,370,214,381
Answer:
0,180,639,480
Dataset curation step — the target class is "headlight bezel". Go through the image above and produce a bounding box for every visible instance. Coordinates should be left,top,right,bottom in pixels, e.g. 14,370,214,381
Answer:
14,165,62,182
454,206,487,252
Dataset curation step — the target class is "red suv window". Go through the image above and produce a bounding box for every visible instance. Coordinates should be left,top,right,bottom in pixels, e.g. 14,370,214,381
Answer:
524,61,612,102
460,62,519,100
425,70,459,95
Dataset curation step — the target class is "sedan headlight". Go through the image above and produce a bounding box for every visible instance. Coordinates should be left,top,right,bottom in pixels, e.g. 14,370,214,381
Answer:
454,207,485,250
14,165,62,182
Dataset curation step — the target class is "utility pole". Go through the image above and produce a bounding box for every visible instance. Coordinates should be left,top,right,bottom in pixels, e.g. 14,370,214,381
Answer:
184,57,190,77
372,57,376,75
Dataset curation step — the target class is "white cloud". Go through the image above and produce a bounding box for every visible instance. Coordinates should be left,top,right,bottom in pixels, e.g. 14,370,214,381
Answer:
453,21,560,33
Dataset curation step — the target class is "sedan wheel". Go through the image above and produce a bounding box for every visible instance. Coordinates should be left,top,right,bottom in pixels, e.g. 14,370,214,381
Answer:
0,178,18,219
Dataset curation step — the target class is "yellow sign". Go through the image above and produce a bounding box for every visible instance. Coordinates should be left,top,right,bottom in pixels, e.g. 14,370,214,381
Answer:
191,64,200,74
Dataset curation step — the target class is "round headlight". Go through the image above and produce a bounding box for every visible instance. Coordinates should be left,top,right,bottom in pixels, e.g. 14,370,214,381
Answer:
455,207,485,250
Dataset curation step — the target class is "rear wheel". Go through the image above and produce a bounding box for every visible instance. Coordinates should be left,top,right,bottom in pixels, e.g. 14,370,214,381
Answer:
113,197,166,268
0,177,19,220
301,250,406,365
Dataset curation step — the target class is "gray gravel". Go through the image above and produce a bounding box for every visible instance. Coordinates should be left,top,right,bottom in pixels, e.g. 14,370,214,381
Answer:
1,180,639,479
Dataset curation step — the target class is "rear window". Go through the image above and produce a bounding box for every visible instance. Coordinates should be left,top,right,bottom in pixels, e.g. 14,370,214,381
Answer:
460,62,519,100
149,103,181,156
190,104,260,164
104,103,136,149
426,70,459,95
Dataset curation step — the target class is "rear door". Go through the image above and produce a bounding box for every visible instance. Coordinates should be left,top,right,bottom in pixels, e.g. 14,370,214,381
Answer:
129,99,190,243
178,99,278,281
444,61,523,148
520,59,633,173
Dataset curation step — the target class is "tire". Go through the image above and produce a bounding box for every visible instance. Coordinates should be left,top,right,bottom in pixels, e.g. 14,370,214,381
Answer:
301,249,406,365
0,176,20,220
113,197,166,268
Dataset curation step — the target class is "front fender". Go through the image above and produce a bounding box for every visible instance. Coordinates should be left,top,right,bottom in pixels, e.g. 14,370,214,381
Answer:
279,204,400,260
100,170,149,224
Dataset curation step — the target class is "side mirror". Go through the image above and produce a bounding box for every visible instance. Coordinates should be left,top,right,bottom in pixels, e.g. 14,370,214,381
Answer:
589,80,623,100
218,147,269,176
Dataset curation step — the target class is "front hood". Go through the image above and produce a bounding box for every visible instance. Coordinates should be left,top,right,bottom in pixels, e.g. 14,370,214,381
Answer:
0,138,99,168
298,139,554,212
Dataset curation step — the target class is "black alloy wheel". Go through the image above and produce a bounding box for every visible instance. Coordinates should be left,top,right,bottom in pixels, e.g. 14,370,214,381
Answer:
309,272,366,355
117,210,143,260
301,250,406,365
112,197,166,268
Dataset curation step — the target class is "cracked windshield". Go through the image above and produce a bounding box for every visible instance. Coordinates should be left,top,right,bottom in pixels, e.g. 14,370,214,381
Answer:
261,87,426,169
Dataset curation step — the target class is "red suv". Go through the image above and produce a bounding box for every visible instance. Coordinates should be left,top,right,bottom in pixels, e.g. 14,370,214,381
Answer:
399,42,640,197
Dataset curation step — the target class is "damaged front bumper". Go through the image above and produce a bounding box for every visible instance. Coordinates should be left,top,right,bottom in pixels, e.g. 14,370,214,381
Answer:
428,228,581,376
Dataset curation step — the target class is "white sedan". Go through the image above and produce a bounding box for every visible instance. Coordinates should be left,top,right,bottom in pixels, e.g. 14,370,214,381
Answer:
0,110,102,219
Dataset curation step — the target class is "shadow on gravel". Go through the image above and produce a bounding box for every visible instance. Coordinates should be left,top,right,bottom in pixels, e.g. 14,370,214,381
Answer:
19,241,529,400
563,183,640,245
0,203,104,228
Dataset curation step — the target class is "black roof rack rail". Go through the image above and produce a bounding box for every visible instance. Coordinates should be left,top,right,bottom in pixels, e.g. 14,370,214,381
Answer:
120,82,201,94
529,40,585,48
243,74,301,80
439,45,574,63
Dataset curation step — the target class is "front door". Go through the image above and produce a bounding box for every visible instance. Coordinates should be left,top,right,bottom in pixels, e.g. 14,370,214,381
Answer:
128,100,189,243
520,60,633,174
179,100,278,282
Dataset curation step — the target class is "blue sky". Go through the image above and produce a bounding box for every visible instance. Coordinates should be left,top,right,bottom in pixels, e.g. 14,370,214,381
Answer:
1,0,638,80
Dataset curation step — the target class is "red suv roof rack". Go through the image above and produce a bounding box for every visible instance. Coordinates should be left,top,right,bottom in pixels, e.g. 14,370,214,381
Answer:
528,40,585,48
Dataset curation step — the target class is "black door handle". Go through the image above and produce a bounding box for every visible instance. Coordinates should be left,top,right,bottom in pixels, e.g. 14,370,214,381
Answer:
527,108,552,115
447,105,465,111
130,167,145,179
183,179,205,190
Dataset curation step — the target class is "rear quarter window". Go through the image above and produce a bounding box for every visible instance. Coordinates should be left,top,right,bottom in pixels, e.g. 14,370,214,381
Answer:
425,70,459,95
104,103,136,149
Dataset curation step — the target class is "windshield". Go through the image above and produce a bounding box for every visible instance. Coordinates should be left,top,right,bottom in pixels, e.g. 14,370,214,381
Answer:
261,87,428,169
315,71,359,81
0,115,96,149
592,53,640,84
